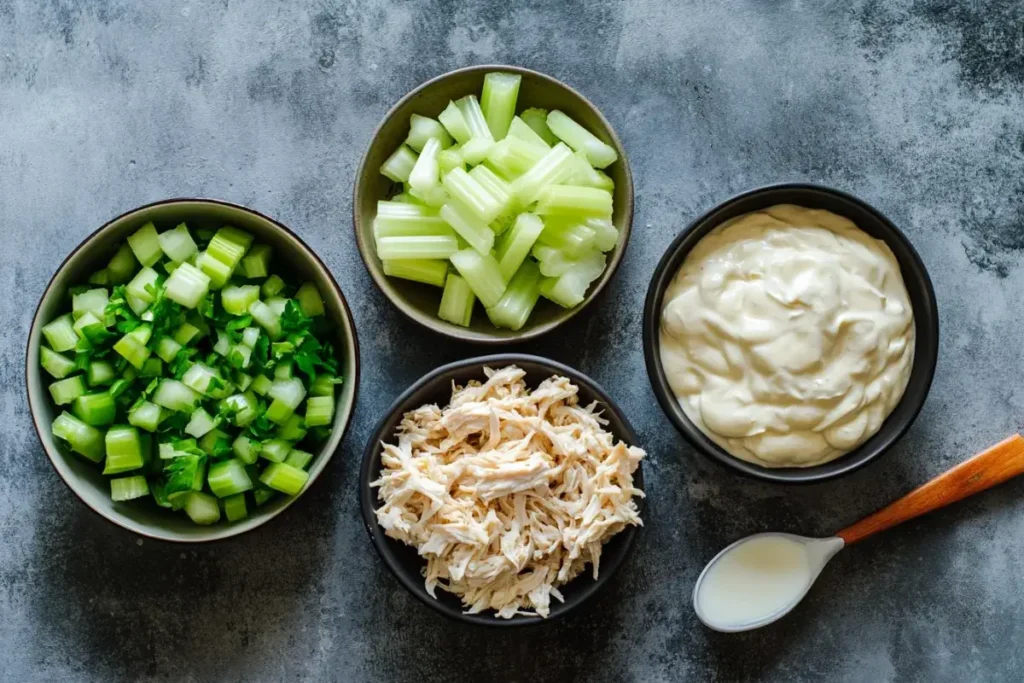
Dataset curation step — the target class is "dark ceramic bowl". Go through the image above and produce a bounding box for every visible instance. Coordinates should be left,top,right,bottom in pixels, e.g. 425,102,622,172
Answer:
359,354,645,625
643,183,939,484
26,199,360,542
353,64,634,344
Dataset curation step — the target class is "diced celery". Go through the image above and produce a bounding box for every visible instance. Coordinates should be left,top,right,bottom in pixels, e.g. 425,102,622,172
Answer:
111,475,150,502
89,269,110,286
155,336,183,363
304,395,335,427
196,251,233,290
207,459,253,497
228,344,252,370
128,400,163,432
254,488,276,506
273,361,294,380
408,184,449,207
52,411,105,462
408,137,442,194
181,362,219,394
295,282,324,317
127,222,162,267
277,414,307,441
222,393,258,427
126,292,150,316
456,95,495,143
442,168,501,223
250,374,274,396
468,165,516,218
532,244,591,277
198,429,228,456
103,425,145,474
71,392,116,426
371,210,456,240
40,346,76,379
184,491,221,525
381,259,448,287
546,110,618,168
437,146,464,175
248,300,282,340
568,150,616,190
406,114,453,152
222,284,260,316
260,462,310,496
585,217,619,252
438,273,476,328
520,107,559,146
42,314,79,352
507,116,551,150
72,288,109,320
496,213,545,281
73,312,108,343
207,227,253,269
481,72,521,140
486,137,545,179
261,274,285,298
159,223,199,262
113,325,152,370
233,371,253,392
151,379,201,413
185,407,217,438
224,493,248,522
486,259,542,331
86,360,116,386
380,144,419,183
106,243,138,284
509,143,575,204
266,297,289,317
260,439,292,463
141,357,163,379
459,136,494,166
108,378,134,399
537,220,598,258
439,203,495,255
449,249,507,308
310,374,338,396
538,255,605,308
164,262,211,309
285,448,314,470
240,243,272,279
49,375,87,406
267,378,306,424
172,321,201,346
232,434,260,465
376,235,459,261
438,101,473,144
240,327,261,349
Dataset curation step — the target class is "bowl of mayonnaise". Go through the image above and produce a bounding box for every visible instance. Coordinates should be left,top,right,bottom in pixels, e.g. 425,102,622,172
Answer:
643,183,938,483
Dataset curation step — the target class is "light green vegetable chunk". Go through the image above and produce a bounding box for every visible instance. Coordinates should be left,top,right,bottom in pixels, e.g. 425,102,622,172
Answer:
438,273,476,328
545,110,618,169
382,259,448,287
480,72,521,140
450,249,507,308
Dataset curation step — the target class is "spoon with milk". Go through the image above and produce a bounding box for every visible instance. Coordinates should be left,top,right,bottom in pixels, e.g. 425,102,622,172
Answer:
694,434,1024,632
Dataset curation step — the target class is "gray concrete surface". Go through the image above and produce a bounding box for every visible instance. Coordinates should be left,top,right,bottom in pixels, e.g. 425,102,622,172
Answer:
2,0,1024,680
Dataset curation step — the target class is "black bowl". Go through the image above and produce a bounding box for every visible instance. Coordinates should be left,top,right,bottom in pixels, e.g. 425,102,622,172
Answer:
358,354,645,626
643,183,939,484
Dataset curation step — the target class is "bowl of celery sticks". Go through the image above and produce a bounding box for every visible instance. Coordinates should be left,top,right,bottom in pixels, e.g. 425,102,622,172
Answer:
354,65,633,342
26,199,359,542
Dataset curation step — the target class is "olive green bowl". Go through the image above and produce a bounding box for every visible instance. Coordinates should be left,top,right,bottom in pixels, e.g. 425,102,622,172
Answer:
353,64,634,343
26,199,360,543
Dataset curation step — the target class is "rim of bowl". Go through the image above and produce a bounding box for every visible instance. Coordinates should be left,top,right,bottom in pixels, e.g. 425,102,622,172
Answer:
352,64,634,344
358,353,645,626
642,182,939,484
25,197,361,542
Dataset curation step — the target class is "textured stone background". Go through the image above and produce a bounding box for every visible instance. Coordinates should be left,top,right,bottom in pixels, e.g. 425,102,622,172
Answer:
2,0,1024,681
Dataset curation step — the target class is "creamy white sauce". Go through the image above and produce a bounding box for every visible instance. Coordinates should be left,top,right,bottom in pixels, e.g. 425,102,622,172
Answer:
659,205,915,468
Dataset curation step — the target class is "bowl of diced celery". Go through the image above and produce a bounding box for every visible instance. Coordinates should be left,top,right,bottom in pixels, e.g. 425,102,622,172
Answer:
354,65,633,343
26,198,359,542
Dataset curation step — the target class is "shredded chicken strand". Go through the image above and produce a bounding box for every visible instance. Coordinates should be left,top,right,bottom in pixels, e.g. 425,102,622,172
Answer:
371,365,646,618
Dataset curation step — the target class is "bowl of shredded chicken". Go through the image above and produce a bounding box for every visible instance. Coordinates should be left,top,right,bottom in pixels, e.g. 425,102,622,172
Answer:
361,357,646,624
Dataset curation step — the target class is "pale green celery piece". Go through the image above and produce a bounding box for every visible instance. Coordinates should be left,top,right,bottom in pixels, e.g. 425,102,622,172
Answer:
439,101,473,144
260,462,310,495
232,434,260,464
408,137,442,194
126,293,150,316
438,202,495,255
537,220,598,258
261,274,285,298
86,360,116,386
128,400,162,432
199,429,228,456
406,114,453,151
269,377,306,410
113,325,152,370
52,412,105,462
520,107,559,145
111,475,150,502
207,459,253,498
155,336,183,363
273,361,293,380
438,273,476,327
224,494,248,522
72,312,107,343
285,448,315,470
106,243,138,284
442,168,501,223
207,227,253,268
151,378,201,413
376,202,446,231
535,185,613,218
468,165,514,209
296,282,324,317
88,269,110,286
537,254,606,308
40,347,76,379
496,213,545,281
250,374,274,396
567,150,615,190
223,392,258,427
260,439,292,463
381,259,448,287
164,262,211,309
408,185,449,207
509,143,576,204
185,491,221,525
49,375,87,406
240,327,260,349
127,222,162,267
240,243,273,279
459,137,494,166
373,216,455,241
185,407,217,438
534,244,605,278
276,413,307,441
222,284,260,316
376,235,459,261
437,145,464,175
456,95,495,142
42,315,79,353
158,223,199,263
584,217,619,252
304,395,334,427
139,357,163,378
545,110,618,169
181,362,219,394
486,259,541,331
103,425,145,475
310,374,338,396
449,248,507,308
71,392,116,427
196,251,233,290
507,116,551,150
486,138,545,178
72,288,109,320
380,144,418,183
248,300,282,340
480,72,521,140
213,330,230,356
126,266,160,304
389,191,425,205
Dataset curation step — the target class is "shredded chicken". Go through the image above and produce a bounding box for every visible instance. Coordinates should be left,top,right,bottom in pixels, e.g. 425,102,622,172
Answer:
371,365,646,618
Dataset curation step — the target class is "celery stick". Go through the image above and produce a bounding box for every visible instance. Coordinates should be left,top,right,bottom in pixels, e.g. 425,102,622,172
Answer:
159,223,198,262
568,150,616,190
185,407,217,438
285,448,314,470
126,293,150,316
487,259,541,331
486,137,545,179
248,300,282,340
152,379,201,413
72,288,109,320
439,203,495,255
42,314,79,353
260,439,292,463
408,184,448,207
72,392,116,426
509,143,575,204
266,297,288,317
520,107,559,145
373,216,455,240
534,244,605,278
207,227,253,268
439,101,473,144
456,95,495,142
538,255,606,308
111,475,150,502
224,493,248,522
468,165,514,212
442,168,502,223
408,137,442,194
380,144,418,183
41,346,76,379
127,222,162,267
261,274,285,298
537,220,598,258
52,412,105,462
241,243,272,279
49,375,86,406
585,217,619,252
459,137,494,166
104,425,145,474
126,266,160,304
481,72,521,140
536,185,613,218
196,251,234,289
304,395,334,427
106,243,138,284
449,248,506,308
406,114,453,152
164,262,211,309
199,429,229,455
381,259,448,287
438,273,476,327
507,116,551,150
260,462,309,495
376,201,447,233
495,213,545,281
376,235,459,260
437,145,464,175
155,337,182,363
232,434,260,464
546,110,618,168
296,282,324,317
221,284,260,316
208,459,253,497
128,401,162,432
185,491,221,525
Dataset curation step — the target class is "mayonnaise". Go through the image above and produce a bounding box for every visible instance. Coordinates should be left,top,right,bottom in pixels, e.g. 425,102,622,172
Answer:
659,205,915,468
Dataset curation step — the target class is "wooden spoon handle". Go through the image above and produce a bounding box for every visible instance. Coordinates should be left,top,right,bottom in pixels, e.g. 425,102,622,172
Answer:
836,434,1024,546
